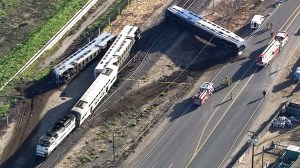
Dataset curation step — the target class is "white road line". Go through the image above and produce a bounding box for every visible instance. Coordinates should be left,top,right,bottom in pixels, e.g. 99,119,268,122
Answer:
217,8,300,167
151,161,159,168
210,66,226,82
168,164,173,168
218,40,300,168
135,2,281,168
134,104,193,168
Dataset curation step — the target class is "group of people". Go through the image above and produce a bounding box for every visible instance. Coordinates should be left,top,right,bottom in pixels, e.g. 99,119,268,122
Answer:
222,76,232,87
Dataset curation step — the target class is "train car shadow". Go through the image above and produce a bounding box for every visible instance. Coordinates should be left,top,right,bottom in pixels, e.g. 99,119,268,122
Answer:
0,98,76,168
138,21,232,73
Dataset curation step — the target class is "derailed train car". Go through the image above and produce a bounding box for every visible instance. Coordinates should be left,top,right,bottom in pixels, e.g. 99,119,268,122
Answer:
52,32,116,85
36,25,141,158
166,5,246,56
94,25,141,78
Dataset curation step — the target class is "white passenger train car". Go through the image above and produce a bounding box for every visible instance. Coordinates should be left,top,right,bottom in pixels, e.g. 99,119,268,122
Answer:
94,25,141,78
36,25,141,158
71,57,118,126
36,114,76,157
53,32,115,84
167,5,246,55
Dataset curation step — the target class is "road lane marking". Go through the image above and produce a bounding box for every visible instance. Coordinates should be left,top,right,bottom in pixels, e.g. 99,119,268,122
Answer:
151,161,159,168
187,2,300,167
218,9,300,164
280,4,300,31
134,104,193,168
217,40,300,168
133,63,226,167
187,65,259,165
210,66,226,82
168,164,173,168
193,61,258,158
191,5,284,155
217,6,300,167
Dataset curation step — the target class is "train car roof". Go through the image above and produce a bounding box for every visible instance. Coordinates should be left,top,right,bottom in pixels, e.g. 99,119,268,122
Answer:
73,60,118,111
168,5,245,45
53,32,115,76
95,25,138,73
39,114,75,142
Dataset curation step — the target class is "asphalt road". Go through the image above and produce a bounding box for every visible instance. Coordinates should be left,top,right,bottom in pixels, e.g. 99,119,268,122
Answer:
133,0,300,168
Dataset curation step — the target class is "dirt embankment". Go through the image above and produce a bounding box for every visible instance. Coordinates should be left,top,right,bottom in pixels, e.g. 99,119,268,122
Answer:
55,0,269,167
0,0,272,167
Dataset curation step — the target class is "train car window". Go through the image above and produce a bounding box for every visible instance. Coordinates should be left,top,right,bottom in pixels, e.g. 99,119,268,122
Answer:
75,100,88,109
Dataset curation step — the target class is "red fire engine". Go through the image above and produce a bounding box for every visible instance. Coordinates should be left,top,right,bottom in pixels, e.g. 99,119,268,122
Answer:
256,31,288,67
192,82,214,106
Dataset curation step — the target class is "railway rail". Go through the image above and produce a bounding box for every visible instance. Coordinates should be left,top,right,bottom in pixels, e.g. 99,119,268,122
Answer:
3,0,249,167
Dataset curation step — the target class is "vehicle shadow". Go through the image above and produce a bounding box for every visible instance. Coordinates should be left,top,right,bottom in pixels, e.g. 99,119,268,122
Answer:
230,45,267,83
213,85,227,94
253,28,269,37
254,37,270,45
168,98,198,122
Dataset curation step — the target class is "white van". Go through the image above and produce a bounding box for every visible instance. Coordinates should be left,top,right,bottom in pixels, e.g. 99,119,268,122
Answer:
251,15,264,29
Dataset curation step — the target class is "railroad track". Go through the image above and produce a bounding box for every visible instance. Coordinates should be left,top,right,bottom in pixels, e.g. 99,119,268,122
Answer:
40,0,200,167
36,0,249,167
91,0,199,117
0,104,33,165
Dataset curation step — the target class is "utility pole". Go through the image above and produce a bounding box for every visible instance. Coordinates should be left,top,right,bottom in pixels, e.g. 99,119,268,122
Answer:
213,0,215,14
248,132,258,168
112,132,115,162
252,142,255,168
262,146,264,168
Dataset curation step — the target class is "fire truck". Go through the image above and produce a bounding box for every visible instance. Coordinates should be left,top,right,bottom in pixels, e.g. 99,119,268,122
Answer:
256,31,288,67
192,82,214,106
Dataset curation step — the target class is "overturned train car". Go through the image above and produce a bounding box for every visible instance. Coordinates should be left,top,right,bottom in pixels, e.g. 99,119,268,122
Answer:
166,5,246,56
52,32,116,85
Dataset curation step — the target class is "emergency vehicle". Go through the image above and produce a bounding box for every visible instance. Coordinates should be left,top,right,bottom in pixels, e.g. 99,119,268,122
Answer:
192,82,214,106
256,31,288,67
250,15,264,29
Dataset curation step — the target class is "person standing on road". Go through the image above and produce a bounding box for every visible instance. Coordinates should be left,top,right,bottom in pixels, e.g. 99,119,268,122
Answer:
267,22,270,29
270,29,274,38
230,92,234,100
269,22,273,30
262,90,266,97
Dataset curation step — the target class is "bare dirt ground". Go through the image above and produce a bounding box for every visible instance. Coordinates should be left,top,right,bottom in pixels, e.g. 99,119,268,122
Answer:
0,0,116,166
53,0,275,168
